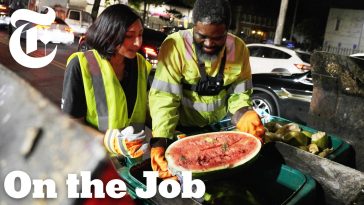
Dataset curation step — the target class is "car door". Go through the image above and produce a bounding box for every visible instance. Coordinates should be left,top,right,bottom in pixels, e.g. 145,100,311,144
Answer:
249,46,293,74
260,47,293,73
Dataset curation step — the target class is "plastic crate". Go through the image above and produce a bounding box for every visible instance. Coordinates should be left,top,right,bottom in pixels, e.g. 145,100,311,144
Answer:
114,143,317,205
268,116,354,167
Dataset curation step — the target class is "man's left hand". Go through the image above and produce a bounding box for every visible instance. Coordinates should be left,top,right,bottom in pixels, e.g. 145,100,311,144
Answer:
236,110,265,141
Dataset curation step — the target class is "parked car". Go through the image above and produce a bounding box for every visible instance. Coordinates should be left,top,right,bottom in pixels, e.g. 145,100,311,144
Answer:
36,17,74,45
78,27,167,69
0,0,10,27
252,71,313,125
247,43,311,74
9,15,74,45
65,9,93,36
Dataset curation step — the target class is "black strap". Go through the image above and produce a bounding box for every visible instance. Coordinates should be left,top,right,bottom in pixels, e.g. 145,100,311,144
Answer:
183,48,229,92
197,48,226,82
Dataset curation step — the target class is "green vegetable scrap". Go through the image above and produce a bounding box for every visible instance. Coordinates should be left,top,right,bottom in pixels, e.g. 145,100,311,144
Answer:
318,148,333,158
302,130,313,138
308,144,319,154
263,121,333,157
283,131,308,147
311,131,329,150
264,121,283,133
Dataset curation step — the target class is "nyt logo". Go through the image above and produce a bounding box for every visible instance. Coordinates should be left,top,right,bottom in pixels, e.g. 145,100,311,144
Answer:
9,7,57,68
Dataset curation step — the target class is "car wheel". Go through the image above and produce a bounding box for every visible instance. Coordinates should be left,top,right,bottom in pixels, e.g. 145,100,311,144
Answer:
252,92,278,116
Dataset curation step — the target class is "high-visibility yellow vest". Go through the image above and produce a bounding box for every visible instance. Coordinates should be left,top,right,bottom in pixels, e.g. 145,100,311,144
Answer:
149,29,253,138
67,50,151,132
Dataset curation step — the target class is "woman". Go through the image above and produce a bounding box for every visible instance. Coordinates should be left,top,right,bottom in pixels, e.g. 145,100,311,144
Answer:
62,4,150,133
61,4,150,204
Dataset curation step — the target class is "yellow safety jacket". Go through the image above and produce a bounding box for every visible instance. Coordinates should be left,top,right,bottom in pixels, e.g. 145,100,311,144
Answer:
67,50,151,132
149,29,253,138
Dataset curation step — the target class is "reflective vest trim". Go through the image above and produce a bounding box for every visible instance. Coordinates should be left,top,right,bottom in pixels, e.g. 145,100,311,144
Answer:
84,51,109,131
228,79,253,94
151,78,182,96
181,97,225,112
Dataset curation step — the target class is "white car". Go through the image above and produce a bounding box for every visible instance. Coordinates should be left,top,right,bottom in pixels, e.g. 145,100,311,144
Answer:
36,18,74,45
247,43,311,74
65,9,93,36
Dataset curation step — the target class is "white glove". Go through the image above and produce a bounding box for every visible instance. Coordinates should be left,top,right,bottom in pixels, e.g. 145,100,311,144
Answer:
104,126,149,158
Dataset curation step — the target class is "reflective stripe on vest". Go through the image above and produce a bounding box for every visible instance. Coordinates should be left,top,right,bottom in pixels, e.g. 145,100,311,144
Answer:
151,78,182,96
84,52,109,131
181,97,225,112
228,79,253,94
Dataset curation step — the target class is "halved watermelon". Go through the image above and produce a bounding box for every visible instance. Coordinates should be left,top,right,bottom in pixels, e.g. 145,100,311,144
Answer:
165,131,261,179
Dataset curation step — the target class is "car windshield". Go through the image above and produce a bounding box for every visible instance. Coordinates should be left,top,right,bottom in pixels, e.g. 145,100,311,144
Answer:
296,52,311,63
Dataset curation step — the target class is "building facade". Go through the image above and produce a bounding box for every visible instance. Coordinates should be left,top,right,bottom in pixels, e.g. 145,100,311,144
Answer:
323,8,364,55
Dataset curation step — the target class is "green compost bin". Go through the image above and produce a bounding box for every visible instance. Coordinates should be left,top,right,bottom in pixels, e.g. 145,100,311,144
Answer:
113,142,317,205
267,116,354,167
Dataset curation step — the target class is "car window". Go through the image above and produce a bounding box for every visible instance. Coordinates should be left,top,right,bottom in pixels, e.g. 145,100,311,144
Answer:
69,10,80,21
296,52,311,63
262,47,291,59
248,46,264,57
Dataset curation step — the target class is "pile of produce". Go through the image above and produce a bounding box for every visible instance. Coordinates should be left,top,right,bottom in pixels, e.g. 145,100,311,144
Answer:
263,122,333,157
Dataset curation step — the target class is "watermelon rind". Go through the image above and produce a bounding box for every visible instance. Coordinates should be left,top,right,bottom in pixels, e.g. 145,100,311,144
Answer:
165,131,262,179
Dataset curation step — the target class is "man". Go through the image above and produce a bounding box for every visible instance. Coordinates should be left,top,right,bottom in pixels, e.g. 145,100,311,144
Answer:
149,0,265,180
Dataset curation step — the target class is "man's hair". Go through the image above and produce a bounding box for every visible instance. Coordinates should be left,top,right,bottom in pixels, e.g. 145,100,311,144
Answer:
86,4,142,60
192,0,231,27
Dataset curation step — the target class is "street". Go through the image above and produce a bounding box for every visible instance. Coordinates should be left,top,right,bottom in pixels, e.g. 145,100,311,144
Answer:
0,28,77,106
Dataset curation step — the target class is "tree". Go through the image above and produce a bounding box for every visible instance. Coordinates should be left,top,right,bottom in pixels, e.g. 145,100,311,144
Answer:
294,18,324,50
91,0,101,21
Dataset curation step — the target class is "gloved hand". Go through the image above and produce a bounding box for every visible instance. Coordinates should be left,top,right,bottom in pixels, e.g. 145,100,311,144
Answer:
104,126,149,158
236,110,265,141
150,138,178,180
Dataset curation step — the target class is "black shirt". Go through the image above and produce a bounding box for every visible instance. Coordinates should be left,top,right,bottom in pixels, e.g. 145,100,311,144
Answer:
61,56,138,118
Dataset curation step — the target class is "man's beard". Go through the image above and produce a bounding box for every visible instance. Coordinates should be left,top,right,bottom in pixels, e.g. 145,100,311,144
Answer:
194,41,223,62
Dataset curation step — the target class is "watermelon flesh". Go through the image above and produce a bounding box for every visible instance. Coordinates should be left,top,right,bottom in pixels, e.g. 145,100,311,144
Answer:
165,132,261,177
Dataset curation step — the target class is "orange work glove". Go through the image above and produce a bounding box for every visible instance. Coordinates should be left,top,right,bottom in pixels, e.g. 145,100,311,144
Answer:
104,126,149,158
150,139,178,180
236,110,265,141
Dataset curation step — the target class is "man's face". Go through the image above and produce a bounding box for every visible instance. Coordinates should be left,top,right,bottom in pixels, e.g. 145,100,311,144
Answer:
193,22,227,61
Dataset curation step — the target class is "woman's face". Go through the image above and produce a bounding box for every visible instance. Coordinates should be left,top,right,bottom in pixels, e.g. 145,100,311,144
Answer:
116,19,143,59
